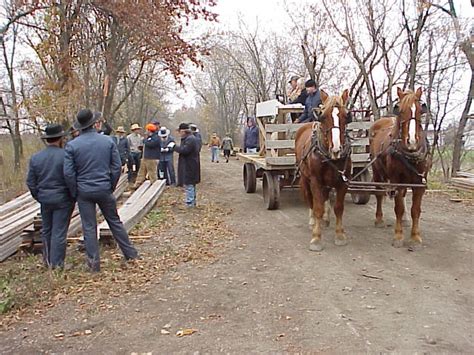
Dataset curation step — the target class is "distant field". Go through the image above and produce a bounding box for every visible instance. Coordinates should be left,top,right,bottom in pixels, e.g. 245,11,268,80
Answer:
0,134,44,204
430,148,474,178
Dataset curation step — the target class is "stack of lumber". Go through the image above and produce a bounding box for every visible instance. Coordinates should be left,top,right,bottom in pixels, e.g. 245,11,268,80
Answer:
99,180,165,238
67,174,128,237
0,193,40,261
451,172,474,192
0,175,129,261
20,175,129,253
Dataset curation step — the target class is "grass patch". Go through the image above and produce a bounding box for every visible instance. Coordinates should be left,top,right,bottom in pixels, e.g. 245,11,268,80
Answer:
0,134,44,203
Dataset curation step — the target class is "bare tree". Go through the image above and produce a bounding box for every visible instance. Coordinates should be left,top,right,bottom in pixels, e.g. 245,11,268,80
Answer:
1,5,22,170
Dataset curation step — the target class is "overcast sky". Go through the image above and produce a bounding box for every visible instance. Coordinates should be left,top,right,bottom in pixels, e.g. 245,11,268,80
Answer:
171,0,474,111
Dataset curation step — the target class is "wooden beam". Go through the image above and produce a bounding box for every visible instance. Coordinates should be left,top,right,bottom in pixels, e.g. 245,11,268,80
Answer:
99,180,166,238
265,156,296,166
266,140,295,149
0,192,33,216
265,123,303,133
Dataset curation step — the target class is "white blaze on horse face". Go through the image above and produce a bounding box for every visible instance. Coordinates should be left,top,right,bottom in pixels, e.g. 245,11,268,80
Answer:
408,104,417,147
331,108,341,153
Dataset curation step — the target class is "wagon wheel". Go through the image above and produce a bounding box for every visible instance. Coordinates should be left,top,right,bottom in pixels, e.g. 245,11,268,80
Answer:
351,168,371,205
243,163,257,193
263,171,280,210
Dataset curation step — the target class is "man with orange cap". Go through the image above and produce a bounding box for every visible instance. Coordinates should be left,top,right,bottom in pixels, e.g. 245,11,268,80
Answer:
134,123,161,187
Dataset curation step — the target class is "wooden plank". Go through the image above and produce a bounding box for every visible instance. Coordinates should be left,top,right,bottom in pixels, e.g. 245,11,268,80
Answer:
0,236,22,261
265,124,303,134
0,199,37,222
256,117,266,156
99,180,166,237
265,156,296,166
67,174,129,237
0,192,34,217
122,181,150,208
265,140,295,149
347,121,373,130
454,171,474,179
352,153,371,163
0,204,40,234
350,138,370,147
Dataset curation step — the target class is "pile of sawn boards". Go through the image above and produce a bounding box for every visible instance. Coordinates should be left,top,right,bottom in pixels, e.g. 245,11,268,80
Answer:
0,192,39,261
99,179,166,238
0,175,127,261
451,171,474,193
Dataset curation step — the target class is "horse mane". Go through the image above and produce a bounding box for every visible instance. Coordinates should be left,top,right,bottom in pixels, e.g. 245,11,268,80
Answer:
321,96,344,117
399,90,418,113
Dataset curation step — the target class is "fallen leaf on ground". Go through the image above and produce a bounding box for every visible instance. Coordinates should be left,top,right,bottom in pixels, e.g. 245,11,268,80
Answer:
176,328,198,337
84,329,92,335
161,329,170,335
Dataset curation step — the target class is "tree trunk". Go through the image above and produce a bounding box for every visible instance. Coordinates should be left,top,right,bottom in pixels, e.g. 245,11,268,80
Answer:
451,69,473,173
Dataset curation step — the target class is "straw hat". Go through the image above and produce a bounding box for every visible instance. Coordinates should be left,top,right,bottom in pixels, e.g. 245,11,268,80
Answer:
130,123,141,131
116,126,126,133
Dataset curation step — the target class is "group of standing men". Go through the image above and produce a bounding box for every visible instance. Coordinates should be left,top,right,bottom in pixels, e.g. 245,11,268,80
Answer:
26,109,202,272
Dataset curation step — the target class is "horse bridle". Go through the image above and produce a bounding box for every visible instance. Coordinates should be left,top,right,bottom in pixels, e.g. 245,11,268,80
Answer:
390,102,430,183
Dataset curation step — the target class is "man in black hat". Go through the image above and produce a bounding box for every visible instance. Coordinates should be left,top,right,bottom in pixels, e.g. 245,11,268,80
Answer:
295,79,322,123
174,123,201,206
26,124,74,268
64,109,138,272
93,112,112,136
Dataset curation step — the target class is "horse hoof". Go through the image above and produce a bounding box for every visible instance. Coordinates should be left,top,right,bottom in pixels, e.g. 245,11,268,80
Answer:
374,220,385,228
392,238,404,248
405,236,422,249
335,238,348,246
309,240,324,252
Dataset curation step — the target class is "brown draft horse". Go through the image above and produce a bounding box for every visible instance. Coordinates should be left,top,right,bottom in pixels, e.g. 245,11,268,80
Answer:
370,87,430,248
295,90,351,251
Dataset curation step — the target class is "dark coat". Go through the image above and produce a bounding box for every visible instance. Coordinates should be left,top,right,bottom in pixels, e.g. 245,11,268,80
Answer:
299,90,322,123
244,125,259,150
99,121,113,136
27,146,73,206
112,135,130,165
291,88,308,106
193,131,203,151
64,127,122,197
160,136,175,162
175,133,200,186
143,132,161,160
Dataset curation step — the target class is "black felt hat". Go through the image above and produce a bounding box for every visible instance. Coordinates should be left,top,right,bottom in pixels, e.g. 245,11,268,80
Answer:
178,123,190,130
305,79,317,88
41,124,66,139
75,109,97,130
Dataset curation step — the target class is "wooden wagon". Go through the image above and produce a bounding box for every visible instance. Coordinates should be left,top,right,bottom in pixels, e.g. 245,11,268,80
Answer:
237,100,375,210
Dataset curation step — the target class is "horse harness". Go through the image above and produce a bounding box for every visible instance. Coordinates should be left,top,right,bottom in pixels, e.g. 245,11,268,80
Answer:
294,122,351,185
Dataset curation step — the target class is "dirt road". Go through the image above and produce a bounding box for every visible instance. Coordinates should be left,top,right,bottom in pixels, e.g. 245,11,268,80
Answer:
1,153,473,353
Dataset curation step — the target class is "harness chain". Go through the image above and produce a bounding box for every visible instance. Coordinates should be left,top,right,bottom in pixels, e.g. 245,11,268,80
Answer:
293,122,351,186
